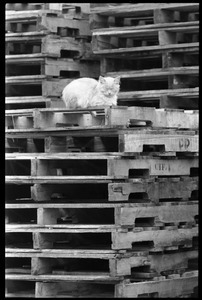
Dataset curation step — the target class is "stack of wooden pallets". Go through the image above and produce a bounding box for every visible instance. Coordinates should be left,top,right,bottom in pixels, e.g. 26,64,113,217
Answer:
5,3,199,298
90,3,199,109
5,3,100,109
5,105,198,297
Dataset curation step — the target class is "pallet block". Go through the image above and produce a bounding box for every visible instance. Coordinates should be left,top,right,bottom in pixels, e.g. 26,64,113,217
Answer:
5,152,199,178
6,10,91,36
108,177,198,202
5,106,199,129
119,131,198,153
112,226,198,250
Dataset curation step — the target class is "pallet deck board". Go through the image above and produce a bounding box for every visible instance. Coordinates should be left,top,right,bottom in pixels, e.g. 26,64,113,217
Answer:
92,42,199,56
90,3,199,16
105,66,199,79
92,21,199,36
6,273,121,282
5,175,123,184
118,87,198,101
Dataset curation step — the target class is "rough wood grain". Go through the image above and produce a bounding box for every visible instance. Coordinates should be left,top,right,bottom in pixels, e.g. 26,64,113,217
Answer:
112,227,198,250
120,132,198,152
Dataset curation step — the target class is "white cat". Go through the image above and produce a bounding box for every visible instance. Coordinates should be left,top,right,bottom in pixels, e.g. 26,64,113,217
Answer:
62,76,120,109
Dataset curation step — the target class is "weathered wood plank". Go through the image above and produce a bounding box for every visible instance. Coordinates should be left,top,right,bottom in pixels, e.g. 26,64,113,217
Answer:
118,87,199,101
92,42,199,56
112,227,198,250
90,3,199,16
6,224,117,233
106,66,199,79
116,203,198,226
109,177,198,202
5,273,120,282
92,21,199,36
120,133,198,152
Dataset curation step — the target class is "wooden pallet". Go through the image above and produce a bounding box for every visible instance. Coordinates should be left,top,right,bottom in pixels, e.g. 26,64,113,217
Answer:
5,247,198,278
5,106,199,129
5,3,90,20
5,152,199,178
6,221,198,251
5,126,199,154
90,3,199,29
5,176,198,203
92,21,199,52
6,55,100,78
5,76,71,98
118,88,198,109
6,201,198,229
5,33,95,59
5,10,91,36
5,271,198,297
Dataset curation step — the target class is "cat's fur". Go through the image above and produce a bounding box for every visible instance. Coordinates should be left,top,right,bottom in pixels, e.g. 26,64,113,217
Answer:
62,76,120,109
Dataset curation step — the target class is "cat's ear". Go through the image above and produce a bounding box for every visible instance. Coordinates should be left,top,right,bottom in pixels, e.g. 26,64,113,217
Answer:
114,76,121,84
99,76,106,84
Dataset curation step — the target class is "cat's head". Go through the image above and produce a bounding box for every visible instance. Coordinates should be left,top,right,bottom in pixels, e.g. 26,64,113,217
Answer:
98,76,120,98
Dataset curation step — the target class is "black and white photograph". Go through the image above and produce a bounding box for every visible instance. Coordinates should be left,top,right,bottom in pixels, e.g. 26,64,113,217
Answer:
5,2,198,298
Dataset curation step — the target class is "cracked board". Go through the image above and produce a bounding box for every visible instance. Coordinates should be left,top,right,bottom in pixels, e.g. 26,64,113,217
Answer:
5,106,199,129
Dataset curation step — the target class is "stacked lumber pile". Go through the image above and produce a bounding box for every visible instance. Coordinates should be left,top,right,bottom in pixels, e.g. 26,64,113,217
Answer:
5,3,100,109
5,2,198,298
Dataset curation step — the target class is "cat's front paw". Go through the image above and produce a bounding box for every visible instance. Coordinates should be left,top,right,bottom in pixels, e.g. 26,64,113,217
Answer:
91,111,97,117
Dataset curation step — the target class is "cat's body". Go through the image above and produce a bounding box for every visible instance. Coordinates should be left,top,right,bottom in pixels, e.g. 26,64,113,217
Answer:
62,76,120,109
